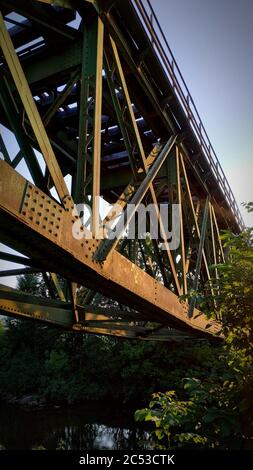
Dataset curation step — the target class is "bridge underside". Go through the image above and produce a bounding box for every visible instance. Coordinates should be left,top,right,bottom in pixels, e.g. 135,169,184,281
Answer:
0,0,242,340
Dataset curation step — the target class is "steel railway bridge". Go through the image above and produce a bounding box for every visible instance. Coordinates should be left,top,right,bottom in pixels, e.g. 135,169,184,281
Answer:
0,0,243,341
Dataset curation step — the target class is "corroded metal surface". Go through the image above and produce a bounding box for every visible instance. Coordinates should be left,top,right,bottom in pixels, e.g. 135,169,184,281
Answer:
0,0,240,340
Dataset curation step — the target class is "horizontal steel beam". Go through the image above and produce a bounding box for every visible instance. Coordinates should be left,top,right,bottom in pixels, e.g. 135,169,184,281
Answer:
0,285,204,341
0,160,221,339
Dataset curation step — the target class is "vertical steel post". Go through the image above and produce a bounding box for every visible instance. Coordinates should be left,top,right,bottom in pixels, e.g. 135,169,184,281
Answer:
188,197,210,318
74,16,103,238
211,205,225,263
92,17,104,237
176,145,187,294
209,202,218,280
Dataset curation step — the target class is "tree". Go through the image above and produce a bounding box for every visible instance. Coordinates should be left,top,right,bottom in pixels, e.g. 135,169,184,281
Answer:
135,208,253,449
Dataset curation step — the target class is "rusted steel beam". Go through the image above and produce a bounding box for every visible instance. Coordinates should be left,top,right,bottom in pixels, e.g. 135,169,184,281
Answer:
0,160,221,338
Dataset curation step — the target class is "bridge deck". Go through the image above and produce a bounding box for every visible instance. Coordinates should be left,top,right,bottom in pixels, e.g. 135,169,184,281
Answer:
0,0,240,339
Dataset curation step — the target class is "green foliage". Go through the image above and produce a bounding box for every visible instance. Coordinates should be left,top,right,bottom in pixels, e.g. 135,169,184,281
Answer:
135,376,240,449
135,210,253,449
1,270,226,405
17,273,48,297
0,314,224,406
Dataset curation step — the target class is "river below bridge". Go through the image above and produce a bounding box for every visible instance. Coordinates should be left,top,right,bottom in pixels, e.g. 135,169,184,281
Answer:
0,401,152,450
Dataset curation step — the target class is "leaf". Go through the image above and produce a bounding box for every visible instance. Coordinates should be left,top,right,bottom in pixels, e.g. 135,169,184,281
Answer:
134,408,148,422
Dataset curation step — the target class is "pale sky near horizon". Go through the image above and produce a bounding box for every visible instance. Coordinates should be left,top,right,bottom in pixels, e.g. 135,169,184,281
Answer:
0,0,252,289
154,0,253,226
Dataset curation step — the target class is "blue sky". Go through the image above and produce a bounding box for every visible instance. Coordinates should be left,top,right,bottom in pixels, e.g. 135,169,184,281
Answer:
154,0,253,225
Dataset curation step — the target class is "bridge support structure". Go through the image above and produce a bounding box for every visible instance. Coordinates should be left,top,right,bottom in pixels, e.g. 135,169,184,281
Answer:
0,0,242,340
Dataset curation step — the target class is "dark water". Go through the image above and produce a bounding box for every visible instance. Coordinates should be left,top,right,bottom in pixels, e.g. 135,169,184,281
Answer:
0,402,152,450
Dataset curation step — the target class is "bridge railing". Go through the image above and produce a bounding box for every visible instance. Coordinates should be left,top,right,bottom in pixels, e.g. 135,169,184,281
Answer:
132,0,244,230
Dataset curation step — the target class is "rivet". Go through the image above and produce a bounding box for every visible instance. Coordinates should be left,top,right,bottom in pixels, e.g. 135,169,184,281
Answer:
22,211,26,216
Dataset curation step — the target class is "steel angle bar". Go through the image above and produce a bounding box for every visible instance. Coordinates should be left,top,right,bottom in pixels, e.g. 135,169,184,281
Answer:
109,37,181,294
11,151,23,169
91,17,104,237
0,12,71,206
188,197,210,318
0,77,46,190
43,70,80,127
176,145,187,294
211,205,225,263
0,267,41,277
0,132,11,164
102,144,161,235
179,150,211,281
209,202,219,280
95,135,177,261
0,288,74,327
104,52,139,180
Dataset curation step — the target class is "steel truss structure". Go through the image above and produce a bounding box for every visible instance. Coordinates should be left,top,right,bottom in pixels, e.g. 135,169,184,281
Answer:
0,0,243,340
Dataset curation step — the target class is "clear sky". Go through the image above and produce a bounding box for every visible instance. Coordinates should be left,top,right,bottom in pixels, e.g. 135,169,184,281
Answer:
154,0,253,225
0,0,253,288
